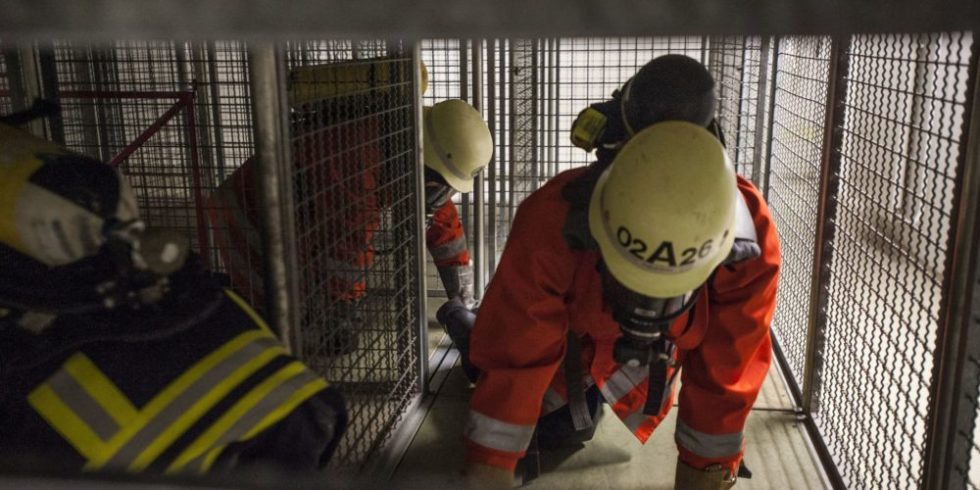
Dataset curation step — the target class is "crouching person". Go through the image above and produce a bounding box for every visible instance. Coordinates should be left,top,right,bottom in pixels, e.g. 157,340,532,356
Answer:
0,122,347,475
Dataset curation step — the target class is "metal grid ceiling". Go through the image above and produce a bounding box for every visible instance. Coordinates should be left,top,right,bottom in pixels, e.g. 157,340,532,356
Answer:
766,36,831,386
284,41,421,469
812,32,974,488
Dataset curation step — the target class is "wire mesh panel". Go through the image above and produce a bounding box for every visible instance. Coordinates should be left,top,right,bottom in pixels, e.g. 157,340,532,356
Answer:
421,38,463,103
48,42,258,295
811,32,975,489
708,36,767,180
284,41,421,469
50,42,213,259
766,36,832,386
0,46,12,115
550,37,705,174
487,37,705,266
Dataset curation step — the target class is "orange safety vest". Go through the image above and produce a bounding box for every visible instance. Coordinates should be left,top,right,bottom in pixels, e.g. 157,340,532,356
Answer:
464,167,779,474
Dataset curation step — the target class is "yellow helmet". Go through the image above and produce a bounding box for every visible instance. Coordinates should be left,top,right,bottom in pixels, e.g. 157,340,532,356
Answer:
588,121,736,298
423,99,493,193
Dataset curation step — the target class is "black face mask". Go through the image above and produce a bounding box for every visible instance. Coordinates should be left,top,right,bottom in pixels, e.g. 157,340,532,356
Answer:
598,261,699,367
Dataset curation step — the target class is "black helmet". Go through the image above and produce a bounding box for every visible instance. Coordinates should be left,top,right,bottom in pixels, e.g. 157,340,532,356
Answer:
621,54,717,133
570,54,717,153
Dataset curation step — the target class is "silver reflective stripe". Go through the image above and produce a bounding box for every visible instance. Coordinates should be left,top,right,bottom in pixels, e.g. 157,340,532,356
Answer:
185,367,325,471
599,364,648,405
425,113,470,181
47,369,119,440
465,411,536,453
623,409,650,434
429,236,468,261
105,336,280,467
675,420,744,459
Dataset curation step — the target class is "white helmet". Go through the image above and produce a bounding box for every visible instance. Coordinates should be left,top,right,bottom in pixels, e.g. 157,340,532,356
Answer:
423,99,493,193
588,121,737,298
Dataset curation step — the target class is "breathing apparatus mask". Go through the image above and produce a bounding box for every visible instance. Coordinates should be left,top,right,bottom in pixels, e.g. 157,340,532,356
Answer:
599,260,699,367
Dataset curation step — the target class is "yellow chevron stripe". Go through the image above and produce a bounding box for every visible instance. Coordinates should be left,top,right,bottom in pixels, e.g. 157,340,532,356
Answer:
64,353,138,426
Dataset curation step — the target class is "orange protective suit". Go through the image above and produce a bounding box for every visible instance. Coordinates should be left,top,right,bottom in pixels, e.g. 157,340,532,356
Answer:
464,167,780,475
206,117,470,309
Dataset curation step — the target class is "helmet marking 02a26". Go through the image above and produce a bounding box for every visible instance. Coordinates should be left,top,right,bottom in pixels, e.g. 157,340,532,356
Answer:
588,121,737,298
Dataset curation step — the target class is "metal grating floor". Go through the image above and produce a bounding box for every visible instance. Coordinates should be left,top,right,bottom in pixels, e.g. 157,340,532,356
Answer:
396,323,827,489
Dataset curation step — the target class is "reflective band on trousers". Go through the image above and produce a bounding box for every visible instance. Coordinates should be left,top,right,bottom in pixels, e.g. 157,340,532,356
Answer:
599,364,648,404
465,410,536,454
675,420,744,459
429,235,468,262
29,328,327,472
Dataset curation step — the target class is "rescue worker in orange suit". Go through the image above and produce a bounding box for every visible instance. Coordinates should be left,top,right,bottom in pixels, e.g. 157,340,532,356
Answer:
0,121,347,475
207,97,492,358
456,55,780,489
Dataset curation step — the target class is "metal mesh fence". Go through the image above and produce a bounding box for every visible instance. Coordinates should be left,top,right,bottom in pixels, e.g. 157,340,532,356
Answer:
49,42,212,264
283,41,421,469
31,40,422,471
46,41,258,298
486,37,706,264
766,36,832,386
0,46,12,115
811,32,974,488
707,36,767,181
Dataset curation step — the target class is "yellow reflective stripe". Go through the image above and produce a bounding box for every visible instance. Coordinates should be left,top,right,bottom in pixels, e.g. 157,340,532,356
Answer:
200,378,328,472
167,361,305,471
84,329,271,470
64,353,138,426
127,344,285,470
168,362,325,473
28,384,105,461
224,289,274,337
241,378,328,440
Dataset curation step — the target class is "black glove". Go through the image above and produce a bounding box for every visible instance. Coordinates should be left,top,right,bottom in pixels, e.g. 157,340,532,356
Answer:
436,297,480,383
